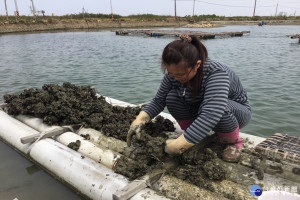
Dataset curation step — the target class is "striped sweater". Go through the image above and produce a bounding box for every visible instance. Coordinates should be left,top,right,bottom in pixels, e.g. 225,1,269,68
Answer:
143,58,250,144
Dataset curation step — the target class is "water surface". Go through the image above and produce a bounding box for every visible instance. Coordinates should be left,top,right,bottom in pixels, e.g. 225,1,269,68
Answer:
0,25,299,199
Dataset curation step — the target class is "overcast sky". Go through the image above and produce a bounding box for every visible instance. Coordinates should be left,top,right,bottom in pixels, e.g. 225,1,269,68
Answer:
1,0,300,17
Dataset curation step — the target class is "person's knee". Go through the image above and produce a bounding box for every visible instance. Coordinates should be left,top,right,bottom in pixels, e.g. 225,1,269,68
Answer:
239,110,251,129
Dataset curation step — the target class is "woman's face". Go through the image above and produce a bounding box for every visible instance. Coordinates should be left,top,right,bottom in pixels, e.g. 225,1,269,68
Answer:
166,60,201,84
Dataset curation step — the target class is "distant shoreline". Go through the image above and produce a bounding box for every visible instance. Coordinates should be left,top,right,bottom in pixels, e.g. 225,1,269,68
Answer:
1,18,300,34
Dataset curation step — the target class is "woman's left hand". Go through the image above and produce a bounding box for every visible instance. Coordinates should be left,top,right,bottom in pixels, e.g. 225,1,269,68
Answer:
165,134,195,155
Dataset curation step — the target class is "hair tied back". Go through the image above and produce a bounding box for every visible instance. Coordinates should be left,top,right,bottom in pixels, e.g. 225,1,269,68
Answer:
179,34,192,43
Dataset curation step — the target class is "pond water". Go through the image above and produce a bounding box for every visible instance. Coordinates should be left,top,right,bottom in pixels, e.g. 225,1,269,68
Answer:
0,25,299,199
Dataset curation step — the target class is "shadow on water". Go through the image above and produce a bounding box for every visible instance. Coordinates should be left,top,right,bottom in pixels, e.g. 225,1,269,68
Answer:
25,164,41,175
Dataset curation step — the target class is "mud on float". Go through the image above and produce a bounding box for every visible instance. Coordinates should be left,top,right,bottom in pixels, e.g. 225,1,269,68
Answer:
0,83,300,200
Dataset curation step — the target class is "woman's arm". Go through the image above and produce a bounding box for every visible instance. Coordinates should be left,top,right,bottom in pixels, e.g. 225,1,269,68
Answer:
185,70,230,144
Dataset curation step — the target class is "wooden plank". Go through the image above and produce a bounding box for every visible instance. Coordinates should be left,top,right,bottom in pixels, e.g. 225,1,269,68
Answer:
115,29,250,39
113,171,164,200
112,179,147,200
20,127,71,144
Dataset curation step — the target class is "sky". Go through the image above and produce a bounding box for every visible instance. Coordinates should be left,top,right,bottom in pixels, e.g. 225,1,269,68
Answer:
1,0,300,17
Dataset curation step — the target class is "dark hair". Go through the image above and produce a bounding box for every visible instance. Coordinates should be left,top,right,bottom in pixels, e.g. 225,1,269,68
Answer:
161,35,208,97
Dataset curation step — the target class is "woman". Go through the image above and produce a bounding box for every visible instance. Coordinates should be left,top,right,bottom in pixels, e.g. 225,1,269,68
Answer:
127,35,251,162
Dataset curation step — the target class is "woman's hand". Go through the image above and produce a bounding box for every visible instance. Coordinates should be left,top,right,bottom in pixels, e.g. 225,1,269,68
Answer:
165,134,194,155
127,111,150,146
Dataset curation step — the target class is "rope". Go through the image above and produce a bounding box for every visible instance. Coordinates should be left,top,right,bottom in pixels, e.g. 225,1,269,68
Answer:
26,126,77,154
26,131,48,154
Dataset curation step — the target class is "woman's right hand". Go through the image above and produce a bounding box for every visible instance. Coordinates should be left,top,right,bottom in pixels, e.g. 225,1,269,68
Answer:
127,111,150,146
164,134,194,155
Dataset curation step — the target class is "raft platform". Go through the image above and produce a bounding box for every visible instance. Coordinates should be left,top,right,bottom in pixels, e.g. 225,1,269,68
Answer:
1,97,300,200
115,29,250,39
287,34,300,43
290,34,300,39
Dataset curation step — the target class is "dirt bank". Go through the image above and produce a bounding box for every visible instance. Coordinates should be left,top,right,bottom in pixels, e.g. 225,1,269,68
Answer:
0,18,188,34
1,18,299,34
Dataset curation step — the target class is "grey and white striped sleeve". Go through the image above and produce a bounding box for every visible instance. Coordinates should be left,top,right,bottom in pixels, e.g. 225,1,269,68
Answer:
185,70,230,144
143,75,172,119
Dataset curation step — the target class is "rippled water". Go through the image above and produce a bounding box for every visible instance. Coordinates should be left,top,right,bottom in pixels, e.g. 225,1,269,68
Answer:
0,25,299,199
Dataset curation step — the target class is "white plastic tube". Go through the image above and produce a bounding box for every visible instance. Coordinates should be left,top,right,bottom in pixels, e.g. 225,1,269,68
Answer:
0,110,169,200
16,115,122,169
56,131,120,169
0,111,38,153
16,114,59,132
30,138,127,199
77,128,127,154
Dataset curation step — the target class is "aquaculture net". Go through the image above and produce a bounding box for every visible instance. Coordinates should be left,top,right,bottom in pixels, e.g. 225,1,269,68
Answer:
255,133,300,164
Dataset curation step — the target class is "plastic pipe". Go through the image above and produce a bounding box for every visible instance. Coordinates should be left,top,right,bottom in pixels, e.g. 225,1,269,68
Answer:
16,115,122,169
0,111,38,153
0,110,169,200
77,128,127,154
56,131,120,169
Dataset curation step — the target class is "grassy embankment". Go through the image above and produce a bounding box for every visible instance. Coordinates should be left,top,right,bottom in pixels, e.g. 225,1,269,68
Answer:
1,13,299,24
1,14,299,34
